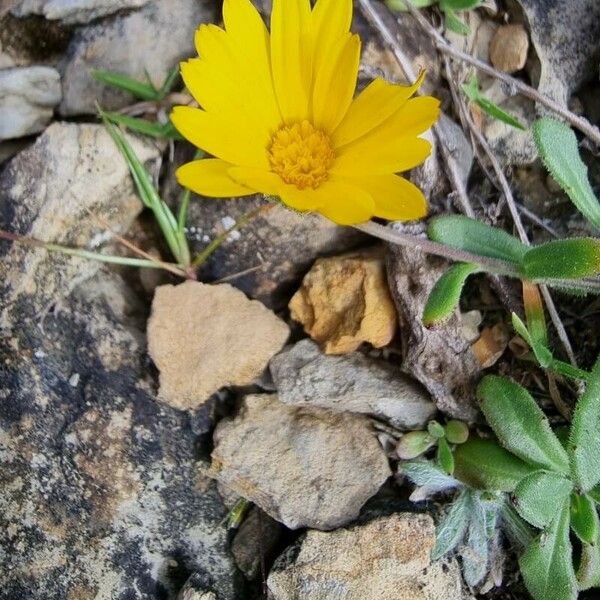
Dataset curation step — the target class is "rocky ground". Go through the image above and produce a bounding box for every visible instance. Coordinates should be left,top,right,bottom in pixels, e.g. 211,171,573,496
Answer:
1,0,599,599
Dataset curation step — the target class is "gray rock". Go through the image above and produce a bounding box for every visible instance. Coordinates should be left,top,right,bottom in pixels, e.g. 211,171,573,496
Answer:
517,0,600,109
59,0,216,115
178,574,219,600
0,66,61,139
270,339,436,430
0,122,159,322
209,394,391,530
0,270,242,599
13,0,151,24
385,226,479,421
267,513,473,600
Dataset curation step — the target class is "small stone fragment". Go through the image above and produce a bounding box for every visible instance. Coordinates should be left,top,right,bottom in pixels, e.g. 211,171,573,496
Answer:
147,281,290,410
270,339,436,430
289,253,397,354
0,66,61,139
471,324,509,368
267,513,474,600
209,394,391,530
489,24,529,73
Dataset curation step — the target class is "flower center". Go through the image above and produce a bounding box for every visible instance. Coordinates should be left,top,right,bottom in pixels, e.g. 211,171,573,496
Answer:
267,120,335,190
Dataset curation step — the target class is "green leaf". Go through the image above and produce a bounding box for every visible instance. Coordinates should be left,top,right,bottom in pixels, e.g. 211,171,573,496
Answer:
513,471,572,529
102,112,183,139
91,69,158,101
100,111,188,265
422,263,479,325
462,75,526,130
443,7,471,35
445,420,469,444
437,437,455,474
588,485,600,505
462,493,490,587
511,312,553,368
454,437,537,492
569,355,600,491
519,500,578,600
578,537,600,591
500,500,535,550
397,431,435,459
441,0,481,8
523,238,600,280
401,459,461,501
533,118,600,232
432,488,472,559
570,493,599,544
477,375,570,473
385,0,436,9
427,215,528,265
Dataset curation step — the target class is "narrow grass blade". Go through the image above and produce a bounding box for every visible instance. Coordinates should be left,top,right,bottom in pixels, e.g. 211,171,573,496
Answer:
91,69,158,101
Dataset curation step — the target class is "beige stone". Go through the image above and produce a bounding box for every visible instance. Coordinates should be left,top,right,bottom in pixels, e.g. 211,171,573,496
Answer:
489,24,529,73
289,253,397,354
267,513,473,600
209,394,391,530
147,281,290,410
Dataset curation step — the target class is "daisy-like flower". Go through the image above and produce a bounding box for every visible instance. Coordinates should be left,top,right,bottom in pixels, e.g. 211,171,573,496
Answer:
171,0,440,226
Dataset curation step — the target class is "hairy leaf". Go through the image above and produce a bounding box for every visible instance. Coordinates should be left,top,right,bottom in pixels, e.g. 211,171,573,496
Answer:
427,215,528,265
432,488,472,559
519,500,577,600
462,493,490,587
570,493,599,544
422,263,479,325
477,375,570,473
533,118,600,232
462,75,526,130
401,459,461,502
569,355,600,492
513,471,572,529
437,437,455,474
578,536,600,591
523,238,600,280
500,500,535,550
454,437,536,492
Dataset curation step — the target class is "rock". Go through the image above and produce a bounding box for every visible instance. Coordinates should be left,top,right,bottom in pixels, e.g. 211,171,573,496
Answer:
178,574,218,600
209,394,391,530
386,226,479,421
231,506,283,580
289,252,397,355
267,513,473,600
147,281,290,411
270,339,436,430
0,269,242,599
0,122,159,322
489,24,529,73
59,0,216,115
13,0,151,24
0,66,61,139
516,0,600,109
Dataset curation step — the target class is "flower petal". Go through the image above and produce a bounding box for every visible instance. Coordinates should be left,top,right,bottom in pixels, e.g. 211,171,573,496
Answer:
270,0,312,122
171,106,269,169
177,159,256,197
332,135,433,175
312,0,353,77
316,178,375,225
312,33,361,133
344,174,428,221
333,71,425,148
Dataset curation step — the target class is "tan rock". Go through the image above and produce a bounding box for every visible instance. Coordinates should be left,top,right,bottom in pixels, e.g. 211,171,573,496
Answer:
289,253,397,354
209,394,391,530
489,24,529,73
267,513,474,600
147,281,290,410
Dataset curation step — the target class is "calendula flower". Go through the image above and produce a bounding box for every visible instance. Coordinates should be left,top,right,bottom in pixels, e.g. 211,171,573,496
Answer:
171,0,440,225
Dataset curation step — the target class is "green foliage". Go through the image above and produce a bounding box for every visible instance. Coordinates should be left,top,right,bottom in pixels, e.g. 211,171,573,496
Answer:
92,66,179,102
568,356,600,492
477,376,570,473
519,500,578,600
533,118,600,232
428,215,528,265
397,431,436,459
453,437,536,491
513,472,572,529
462,75,526,130
522,238,600,280
570,494,599,544
422,262,479,325
432,488,472,559
101,112,183,140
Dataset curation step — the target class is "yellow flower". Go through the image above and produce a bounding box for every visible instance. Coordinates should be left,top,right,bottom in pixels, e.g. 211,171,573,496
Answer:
171,0,440,226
